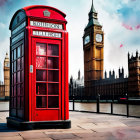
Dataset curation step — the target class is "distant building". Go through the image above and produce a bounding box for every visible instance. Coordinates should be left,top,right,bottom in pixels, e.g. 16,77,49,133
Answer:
69,1,140,99
69,70,84,98
0,53,10,100
70,70,84,88
83,0,104,87
128,52,140,97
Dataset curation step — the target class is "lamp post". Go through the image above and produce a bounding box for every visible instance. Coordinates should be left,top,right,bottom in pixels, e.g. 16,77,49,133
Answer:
72,84,75,111
97,94,100,113
126,93,129,117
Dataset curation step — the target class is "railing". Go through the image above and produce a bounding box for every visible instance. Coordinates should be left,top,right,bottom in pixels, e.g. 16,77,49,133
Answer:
69,87,140,118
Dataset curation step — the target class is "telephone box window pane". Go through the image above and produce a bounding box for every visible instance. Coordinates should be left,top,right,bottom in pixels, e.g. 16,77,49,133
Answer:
36,43,46,55
22,44,24,56
36,57,47,68
17,46,21,58
21,70,24,83
20,84,24,96
17,97,20,108
36,83,46,95
12,51,14,61
48,96,59,108
14,97,16,108
14,61,16,72
36,96,47,108
48,57,59,69
21,97,24,108
14,73,16,85
14,86,16,96
14,49,16,60
17,84,20,96
21,57,24,69
48,83,59,95
36,70,47,81
48,44,59,56
48,70,59,82
17,71,20,83
17,59,20,70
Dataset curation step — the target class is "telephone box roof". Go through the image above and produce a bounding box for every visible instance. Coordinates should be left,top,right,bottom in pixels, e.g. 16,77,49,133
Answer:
23,5,66,18
10,5,67,30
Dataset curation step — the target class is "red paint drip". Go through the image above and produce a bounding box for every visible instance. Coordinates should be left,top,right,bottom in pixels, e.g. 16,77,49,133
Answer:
136,24,140,30
122,23,133,30
120,44,123,48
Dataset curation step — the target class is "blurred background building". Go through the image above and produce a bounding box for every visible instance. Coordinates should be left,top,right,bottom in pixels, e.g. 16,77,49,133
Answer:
0,53,10,100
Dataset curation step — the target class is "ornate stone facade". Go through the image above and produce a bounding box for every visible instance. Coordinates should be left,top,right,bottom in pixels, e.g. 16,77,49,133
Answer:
83,1,104,87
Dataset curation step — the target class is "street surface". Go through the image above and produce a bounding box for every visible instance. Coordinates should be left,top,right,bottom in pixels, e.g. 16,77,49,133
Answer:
0,111,140,140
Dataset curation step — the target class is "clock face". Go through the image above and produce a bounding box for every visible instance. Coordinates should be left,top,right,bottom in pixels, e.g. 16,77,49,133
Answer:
96,34,102,42
84,35,90,45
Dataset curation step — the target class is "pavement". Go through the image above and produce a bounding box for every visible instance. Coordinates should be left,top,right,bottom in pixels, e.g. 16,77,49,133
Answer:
0,111,140,140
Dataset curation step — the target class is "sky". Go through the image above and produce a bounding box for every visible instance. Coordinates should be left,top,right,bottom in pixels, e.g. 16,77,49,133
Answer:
0,0,140,81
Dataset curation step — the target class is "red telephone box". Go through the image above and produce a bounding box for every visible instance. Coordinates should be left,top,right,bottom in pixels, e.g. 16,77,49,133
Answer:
7,5,71,130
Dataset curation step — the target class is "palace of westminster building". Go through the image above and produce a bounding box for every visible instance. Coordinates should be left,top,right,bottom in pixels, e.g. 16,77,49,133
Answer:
70,1,140,99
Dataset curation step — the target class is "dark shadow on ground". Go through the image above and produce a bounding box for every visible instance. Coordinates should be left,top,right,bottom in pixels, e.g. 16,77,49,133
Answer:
0,123,17,132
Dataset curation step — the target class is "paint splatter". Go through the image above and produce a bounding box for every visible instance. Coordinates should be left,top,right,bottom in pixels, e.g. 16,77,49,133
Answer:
122,23,133,30
135,24,140,30
0,0,8,6
120,44,123,48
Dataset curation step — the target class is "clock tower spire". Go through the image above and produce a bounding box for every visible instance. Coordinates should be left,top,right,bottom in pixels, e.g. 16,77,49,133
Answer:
85,0,101,30
83,0,104,87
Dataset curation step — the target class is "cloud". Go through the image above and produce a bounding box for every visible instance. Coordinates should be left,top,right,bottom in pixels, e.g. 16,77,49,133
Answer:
95,0,140,77
0,0,8,6
0,22,6,28
98,0,140,29
117,1,140,27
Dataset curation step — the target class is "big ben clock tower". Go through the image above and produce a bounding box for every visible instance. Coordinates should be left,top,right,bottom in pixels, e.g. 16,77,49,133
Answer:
83,0,104,87
4,53,10,100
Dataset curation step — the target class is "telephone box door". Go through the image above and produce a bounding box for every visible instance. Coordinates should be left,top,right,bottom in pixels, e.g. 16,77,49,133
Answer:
32,38,61,121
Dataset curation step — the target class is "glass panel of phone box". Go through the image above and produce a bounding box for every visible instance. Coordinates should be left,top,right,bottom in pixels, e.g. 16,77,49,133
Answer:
36,43,59,109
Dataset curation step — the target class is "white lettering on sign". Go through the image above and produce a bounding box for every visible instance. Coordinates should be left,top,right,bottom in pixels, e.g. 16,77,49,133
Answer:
12,22,26,35
33,31,61,38
12,32,24,43
30,21,63,30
